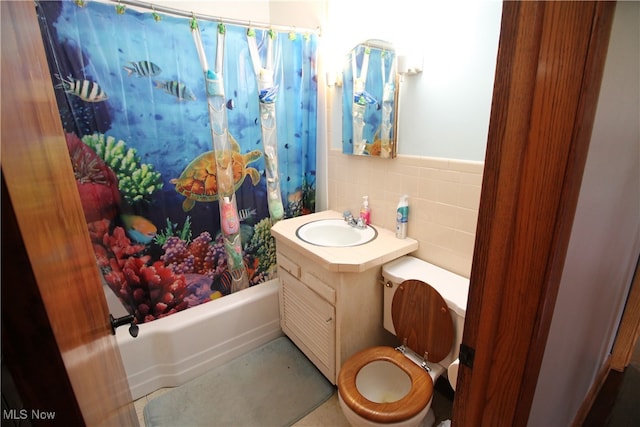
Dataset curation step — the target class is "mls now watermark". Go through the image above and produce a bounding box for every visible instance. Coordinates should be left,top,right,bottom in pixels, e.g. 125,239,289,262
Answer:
3,409,56,421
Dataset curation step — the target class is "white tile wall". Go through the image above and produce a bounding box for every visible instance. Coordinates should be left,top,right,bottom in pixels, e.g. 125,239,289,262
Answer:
327,149,483,277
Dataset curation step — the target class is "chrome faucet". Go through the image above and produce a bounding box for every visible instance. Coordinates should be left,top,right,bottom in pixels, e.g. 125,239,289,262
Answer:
343,210,367,229
343,210,356,225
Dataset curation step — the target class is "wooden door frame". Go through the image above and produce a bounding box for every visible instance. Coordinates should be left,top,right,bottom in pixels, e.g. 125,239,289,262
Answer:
610,256,640,370
452,2,616,426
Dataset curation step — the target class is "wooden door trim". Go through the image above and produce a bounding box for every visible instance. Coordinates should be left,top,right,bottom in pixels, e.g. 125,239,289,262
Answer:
452,2,616,426
1,2,138,425
610,256,640,370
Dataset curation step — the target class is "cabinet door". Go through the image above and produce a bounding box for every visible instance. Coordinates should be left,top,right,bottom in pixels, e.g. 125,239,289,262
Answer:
280,271,336,382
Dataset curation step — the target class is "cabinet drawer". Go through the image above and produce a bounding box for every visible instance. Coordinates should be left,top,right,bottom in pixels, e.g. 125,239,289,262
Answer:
277,252,301,278
280,271,335,381
303,271,336,305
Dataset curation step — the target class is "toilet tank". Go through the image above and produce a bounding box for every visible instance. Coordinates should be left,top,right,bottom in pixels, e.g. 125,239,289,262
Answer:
382,256,470,365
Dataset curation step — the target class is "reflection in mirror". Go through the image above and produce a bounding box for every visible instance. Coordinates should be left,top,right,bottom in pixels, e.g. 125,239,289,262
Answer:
342,40,398,158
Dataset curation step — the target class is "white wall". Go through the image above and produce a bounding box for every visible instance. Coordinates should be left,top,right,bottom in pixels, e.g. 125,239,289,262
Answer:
268,0,324,29
528,3,640,426
151,1,271,23
153,1,323,33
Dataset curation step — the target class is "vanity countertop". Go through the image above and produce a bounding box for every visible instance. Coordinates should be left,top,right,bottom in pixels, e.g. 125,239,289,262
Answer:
270,210,419,272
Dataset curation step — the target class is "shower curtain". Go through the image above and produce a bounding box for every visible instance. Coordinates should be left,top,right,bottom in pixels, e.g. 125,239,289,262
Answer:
35,0,318,323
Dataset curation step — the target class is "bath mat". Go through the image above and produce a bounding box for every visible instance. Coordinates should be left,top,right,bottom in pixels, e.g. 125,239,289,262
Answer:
143,336,334,427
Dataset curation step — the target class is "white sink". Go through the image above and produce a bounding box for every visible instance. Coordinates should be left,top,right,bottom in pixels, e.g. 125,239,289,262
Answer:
296,219,377,247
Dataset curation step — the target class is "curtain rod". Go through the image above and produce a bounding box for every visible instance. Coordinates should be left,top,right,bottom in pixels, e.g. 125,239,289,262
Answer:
107,0,322,35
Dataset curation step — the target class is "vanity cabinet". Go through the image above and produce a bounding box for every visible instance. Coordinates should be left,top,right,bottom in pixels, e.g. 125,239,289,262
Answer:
271,210,419,384
276,243,393,384
279,267,336,380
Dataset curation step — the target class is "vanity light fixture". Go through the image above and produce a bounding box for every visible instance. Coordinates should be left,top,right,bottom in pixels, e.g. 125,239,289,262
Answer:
326,71,343,87
397,53,423,76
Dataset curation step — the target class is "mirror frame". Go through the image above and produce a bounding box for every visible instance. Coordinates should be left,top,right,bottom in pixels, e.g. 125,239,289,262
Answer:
341,39,399,158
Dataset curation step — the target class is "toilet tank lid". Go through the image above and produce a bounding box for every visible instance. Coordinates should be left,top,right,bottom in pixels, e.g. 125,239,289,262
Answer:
383,256,470,317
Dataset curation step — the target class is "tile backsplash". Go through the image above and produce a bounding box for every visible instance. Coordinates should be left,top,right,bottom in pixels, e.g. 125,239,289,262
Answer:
327,149,484,277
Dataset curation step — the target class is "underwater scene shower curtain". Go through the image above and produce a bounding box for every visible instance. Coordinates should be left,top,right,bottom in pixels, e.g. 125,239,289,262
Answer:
35,1,318,323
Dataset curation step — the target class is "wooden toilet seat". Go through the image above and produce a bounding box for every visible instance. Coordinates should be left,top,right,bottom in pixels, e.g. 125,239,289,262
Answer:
337,346,433,423
337,280,455,424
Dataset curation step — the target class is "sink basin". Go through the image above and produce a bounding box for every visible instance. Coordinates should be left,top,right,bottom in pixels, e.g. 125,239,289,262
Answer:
296,219,377,247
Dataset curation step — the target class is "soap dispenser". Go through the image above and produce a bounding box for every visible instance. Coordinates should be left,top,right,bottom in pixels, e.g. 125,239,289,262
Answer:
360,196,371,225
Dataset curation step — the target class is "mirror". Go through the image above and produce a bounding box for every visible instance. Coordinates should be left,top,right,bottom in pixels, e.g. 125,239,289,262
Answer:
342,39,398,158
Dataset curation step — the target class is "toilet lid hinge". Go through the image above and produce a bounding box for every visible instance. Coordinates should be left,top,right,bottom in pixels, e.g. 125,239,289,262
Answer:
459,343,475,369
420,351,431,372
395,337,408,354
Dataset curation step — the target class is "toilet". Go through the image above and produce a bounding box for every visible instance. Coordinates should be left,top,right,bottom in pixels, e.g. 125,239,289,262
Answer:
337,256,469,427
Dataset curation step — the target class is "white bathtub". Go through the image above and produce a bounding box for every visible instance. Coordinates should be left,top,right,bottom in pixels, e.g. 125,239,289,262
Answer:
105,279,283,400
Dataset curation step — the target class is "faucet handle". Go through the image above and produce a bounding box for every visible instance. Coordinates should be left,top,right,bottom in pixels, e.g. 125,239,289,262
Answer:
343,210,353,221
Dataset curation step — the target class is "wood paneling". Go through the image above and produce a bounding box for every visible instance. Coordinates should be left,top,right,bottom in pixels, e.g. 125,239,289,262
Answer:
1,2,138,425
452,2,615,426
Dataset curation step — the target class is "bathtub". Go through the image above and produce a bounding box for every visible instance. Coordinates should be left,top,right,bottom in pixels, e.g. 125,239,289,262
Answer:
105,279,283,400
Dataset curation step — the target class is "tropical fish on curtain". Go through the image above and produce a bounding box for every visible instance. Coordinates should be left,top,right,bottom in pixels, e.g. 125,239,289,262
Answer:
35,0,318,324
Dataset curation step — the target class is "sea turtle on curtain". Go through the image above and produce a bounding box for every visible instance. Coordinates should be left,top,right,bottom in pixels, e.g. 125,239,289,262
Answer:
170,134,263,212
